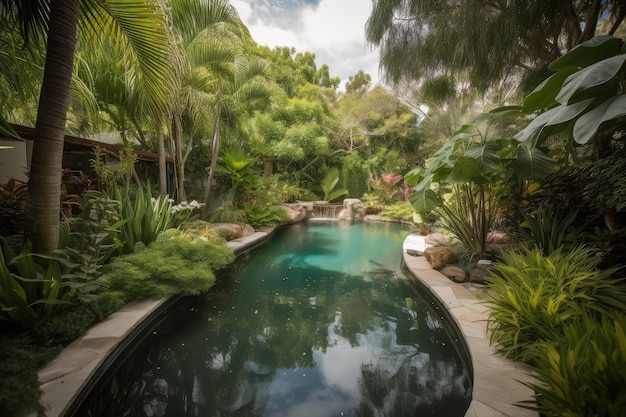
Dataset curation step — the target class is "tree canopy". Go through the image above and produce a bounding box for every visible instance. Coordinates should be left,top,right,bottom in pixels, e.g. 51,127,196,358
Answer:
366,0,626,91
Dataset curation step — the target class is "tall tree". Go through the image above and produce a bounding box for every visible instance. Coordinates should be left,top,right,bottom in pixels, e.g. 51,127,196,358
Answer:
166,0,251,202
1,0,171,253
366,0,626,91
202,54,273,210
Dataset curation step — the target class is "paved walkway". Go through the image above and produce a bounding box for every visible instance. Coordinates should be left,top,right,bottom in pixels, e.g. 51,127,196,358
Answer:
35,229,537,417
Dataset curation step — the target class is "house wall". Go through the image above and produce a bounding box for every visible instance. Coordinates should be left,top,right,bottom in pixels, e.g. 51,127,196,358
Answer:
0,139,29,183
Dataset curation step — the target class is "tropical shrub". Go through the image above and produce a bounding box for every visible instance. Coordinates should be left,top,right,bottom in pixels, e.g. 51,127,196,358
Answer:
242,202,290,228
341,154,369,198
320,167,348,202
518,201,582,256
110,182,172,255
215,149,260,206
522,313,626,417
0,231,111,330
484,246,626,362
208,206,247,224
368,172,403,205
249,175,304,205
0,178,27,240
379,201,415,223
0,186,134,330
406,107,555,258
514,36,626,158
100,229,235,301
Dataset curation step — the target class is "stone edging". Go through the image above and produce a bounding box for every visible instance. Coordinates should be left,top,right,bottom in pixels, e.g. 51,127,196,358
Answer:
402,252,537,417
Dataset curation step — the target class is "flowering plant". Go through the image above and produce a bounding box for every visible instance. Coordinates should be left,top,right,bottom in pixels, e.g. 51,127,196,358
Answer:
170,200,205,227
368,173,405,204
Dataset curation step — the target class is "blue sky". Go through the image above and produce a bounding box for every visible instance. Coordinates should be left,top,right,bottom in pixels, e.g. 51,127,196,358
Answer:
230,0,380,89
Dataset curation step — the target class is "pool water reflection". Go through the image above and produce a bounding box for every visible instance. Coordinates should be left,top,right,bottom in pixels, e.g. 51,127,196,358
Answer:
78,221,472,417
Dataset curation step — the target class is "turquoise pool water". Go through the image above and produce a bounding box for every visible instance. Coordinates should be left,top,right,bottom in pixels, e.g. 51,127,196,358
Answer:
77,221,472,416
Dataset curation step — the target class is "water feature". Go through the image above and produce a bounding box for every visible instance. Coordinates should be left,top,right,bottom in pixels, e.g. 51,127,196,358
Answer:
74,221,472,417
309,203,344,219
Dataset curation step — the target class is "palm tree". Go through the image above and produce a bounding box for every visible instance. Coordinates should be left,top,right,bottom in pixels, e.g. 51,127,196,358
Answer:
202,55,274,211
165,0,252,202
1,0,171,253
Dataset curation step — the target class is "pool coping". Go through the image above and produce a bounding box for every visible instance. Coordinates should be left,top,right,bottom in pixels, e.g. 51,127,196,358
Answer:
402,252,537,417
34,228,537,417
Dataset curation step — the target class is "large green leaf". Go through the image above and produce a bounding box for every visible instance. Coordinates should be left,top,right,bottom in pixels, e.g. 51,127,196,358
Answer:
511,146,556,180
556,54,626,104
464,141,501,174
404,167,423,186
549,36,622,71
409,188,440,214
514,99,594,143
522,68,578,113
446,155,482,183
573,94,626,144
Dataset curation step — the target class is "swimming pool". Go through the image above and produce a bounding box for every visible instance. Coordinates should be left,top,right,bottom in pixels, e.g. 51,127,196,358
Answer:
74,220,472,417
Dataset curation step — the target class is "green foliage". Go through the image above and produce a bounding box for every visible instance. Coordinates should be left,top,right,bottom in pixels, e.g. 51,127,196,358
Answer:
91,146,137,193
110,182,172,255
0,292,124,417
100,229,235,301
516,36,626,149
379,202,415,223
215,149,260,206
249,175,304,205
0,331,59,417
341,154,369,198
484,246,626,362
320,167,348,202
0,236,106,330
521,313,626,417
208,206,247,224
436,183,496,256
407,107,553,256
579,149,626,214
242,202,290,228
0,187,133,329
518,202,582,256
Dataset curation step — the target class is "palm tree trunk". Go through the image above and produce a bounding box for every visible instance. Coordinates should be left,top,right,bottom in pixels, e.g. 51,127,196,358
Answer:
25,0,80,254
202,117,220,215
157,119,167,196
172,115,186,201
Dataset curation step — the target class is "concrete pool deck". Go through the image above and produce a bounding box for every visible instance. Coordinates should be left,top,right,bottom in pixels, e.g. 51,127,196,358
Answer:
34,229,537,417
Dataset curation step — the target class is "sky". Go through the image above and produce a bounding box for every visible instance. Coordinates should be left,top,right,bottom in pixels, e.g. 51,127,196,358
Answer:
229,0,381,90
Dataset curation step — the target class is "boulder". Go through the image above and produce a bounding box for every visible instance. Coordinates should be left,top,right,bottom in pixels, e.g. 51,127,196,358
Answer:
425,233,449,246
338,198,366,220
441,265,467,283
424,246,458,269
469,260,494,283
210,223,255,241
281,204,307,223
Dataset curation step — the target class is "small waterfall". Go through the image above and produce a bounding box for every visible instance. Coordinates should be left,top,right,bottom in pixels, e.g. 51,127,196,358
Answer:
309,203,343,219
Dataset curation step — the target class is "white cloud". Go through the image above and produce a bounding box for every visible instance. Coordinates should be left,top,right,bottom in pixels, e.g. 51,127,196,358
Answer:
230,0,380,89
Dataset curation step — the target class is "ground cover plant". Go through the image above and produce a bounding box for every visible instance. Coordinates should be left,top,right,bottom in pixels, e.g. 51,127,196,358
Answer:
100,228,234,301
